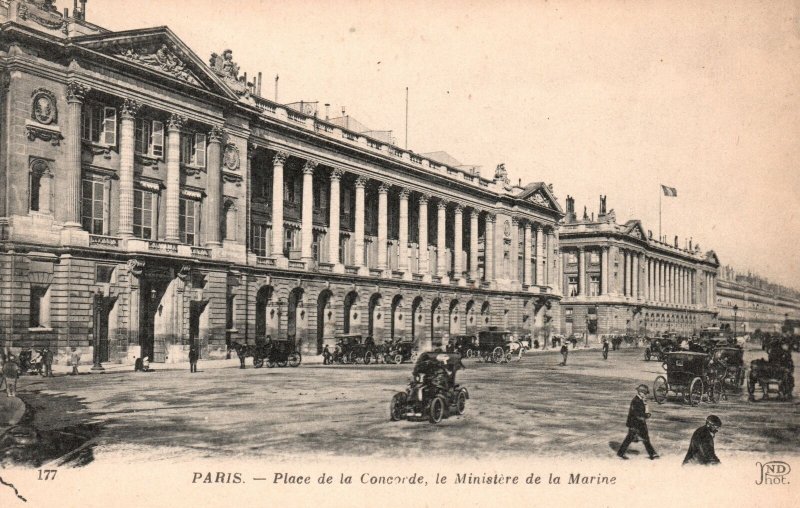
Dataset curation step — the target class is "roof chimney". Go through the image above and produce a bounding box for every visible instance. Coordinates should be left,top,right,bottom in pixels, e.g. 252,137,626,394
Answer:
565,195,576,223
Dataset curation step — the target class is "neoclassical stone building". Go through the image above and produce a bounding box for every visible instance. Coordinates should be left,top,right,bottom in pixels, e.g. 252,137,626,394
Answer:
716,266,800,333
557,196,720,338
0,1,563,364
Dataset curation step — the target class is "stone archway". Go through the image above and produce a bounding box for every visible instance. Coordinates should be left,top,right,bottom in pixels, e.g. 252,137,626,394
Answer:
480,300,491,328
448,299,461,337
287,287,306,349
343,290,360,334
431,297,443,348
368,293,384,341
256,285,276,341
465,300,476,335
317,289,335,353
412,296,425,349
391,295,405,341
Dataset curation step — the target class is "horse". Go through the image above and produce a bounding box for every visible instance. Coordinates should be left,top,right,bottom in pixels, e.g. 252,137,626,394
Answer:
228,341,254,369
748,359,791,401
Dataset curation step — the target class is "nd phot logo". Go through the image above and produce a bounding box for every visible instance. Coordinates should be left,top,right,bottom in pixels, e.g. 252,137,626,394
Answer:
755,461,791,485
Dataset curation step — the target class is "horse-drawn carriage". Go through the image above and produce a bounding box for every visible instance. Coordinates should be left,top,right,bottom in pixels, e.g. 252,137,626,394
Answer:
653,351,723,406
644,337,678,361
390,352,469,424
448,334,478,358
709,346,745,391
229,338,301,368
748,340,794,401
326,334,380,365
475,330,524,363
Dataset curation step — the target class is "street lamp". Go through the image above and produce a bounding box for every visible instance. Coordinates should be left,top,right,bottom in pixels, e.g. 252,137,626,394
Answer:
91,290,105,372
732,304,738,341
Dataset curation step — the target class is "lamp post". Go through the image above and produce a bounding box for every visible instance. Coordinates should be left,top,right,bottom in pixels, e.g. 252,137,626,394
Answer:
733,304,738,342
91,289,105,372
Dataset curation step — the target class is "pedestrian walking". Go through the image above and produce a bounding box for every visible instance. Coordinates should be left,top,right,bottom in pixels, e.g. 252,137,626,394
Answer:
70,347,80,375
560,344,569,366
42,346,53,377
2,354,20,397
189,342,199,373
617,384,659,460
602,338,609,360
683,415,722,465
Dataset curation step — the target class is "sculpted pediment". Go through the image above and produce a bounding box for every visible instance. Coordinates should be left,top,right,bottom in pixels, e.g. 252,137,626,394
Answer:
518,183,563,213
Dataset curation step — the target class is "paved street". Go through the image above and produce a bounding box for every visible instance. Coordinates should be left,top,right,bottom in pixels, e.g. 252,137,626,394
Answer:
7,344,799,465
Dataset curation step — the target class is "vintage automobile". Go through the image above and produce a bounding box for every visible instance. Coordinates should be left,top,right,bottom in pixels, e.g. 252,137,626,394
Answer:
748,340,794,401
653,351,722,406
329,334,378,365
262,338,302,368
644,337,678,361
709,346,745,391
448,334,479,358
476,330,518,363
384,338,417,364
389,352,469,424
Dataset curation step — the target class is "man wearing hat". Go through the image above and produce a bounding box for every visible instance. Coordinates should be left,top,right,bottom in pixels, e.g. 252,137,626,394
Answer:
617,384,659,460
683,415,722,465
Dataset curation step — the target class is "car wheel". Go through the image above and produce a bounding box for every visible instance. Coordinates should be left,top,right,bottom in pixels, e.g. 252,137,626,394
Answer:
455,390,467,415
393,354,403,365
253,358,264,368
277,360,288,368
390,392,407,421
689,377,703,406
288,352,301,368
410,352,418,363
364,351,373,365
653,376,668,404
428,395,446,424
266,360,276,368
466,349,474,359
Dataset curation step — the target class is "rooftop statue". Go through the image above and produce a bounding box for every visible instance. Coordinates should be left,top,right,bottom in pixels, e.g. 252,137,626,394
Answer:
209,49,248,96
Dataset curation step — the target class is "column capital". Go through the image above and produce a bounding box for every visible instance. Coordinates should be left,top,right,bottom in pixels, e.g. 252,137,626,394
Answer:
378,183,390,194
120,98,140,119
418,193,430,204
273,151,289,165
437,199,448,211
247,142,259,160
523,220,532,231
355,175,368,189
66,82,90,104
398,187,410,200
454,204,464,214
330,168,344,181
578,246,585,252
532,223,541,232
167,113,186,131
485,213,495,224
208,126,225,144
511,216,519,226
302,160,318,175
603,245,610,251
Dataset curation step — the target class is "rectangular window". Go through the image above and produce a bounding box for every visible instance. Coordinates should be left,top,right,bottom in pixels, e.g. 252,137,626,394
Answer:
135,119,164,158
589,275,600,296
30,286,50,328
96,265,114,283
568,276,579,297
82,178,107,235
30,172,41,212
567,252,578,264
251,224,269,257
81,104,117,145
226,295,235,331
179,198,199,245
285,173,296,203
180,132,206,167
135,119,150,155
133,189,156,239
589,251,600,264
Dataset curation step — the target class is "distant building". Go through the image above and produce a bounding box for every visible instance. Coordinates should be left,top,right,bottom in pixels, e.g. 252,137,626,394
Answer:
716,266,800,333
558,196,720,338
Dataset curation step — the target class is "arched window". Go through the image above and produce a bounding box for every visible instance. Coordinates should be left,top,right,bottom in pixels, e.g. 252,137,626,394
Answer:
29,159,52,213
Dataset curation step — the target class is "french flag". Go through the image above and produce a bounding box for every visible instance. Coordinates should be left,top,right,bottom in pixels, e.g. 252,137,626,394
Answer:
661,185,677,197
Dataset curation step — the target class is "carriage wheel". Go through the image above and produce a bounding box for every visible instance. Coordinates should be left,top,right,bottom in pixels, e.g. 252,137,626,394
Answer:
410,352,418,363
653,376,668,404
253,358,264,368
466,349,474,359
708,380,722,404
393,354,403,365
348,352,359,364
456,390,467,415
644,350,651,361
364,351,373,365
505,353,512,363
277,359,288,368
689,378,703,406
428,395,446,424
266,359,276,368
492,347,504,363
390,392,407,421
288,352,301,368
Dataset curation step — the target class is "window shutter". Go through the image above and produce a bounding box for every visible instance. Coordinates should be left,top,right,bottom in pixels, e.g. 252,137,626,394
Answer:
102,107,117,145
103,180,111,235
151,121,164,158
194,133,206,167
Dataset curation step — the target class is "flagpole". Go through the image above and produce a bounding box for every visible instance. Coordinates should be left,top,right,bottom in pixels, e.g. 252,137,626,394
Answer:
659,186,662,241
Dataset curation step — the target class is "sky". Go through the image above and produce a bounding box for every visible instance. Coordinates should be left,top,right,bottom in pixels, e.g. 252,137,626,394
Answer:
63,0,800,289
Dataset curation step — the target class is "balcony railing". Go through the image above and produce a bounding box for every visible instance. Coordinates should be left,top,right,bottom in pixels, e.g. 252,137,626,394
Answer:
318,262,334,273
288,260,306,269
191,246,211,258
369,268,382,277
412,273,424,282
89,235,120,248
391,270,404,279
345,265,359,275
148,240,178,253
256,256,276,267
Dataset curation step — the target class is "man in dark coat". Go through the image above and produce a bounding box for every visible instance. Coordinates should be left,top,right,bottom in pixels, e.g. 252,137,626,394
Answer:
42,346,53,377
602,338,609,360
683,415,722,465
188,342,199,373
560,344,569,366
617,384,659,460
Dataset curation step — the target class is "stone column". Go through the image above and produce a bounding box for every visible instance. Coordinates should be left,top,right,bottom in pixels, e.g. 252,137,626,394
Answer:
485,214,495,282
469,209,479,280
377,183,389,272
547,230,556,286
118,99,139,238
554,231,562,293
398,188,409,275
632,253,639,300
453,205,464,280
542,229,549,285
641,255,647,300
300,160,316,264
578,247,586,296
64,82,90,228
601,246,609,295
622,251,629,296
164,114,184,242
328,169,343,269
271,152,287,261
535,225,544,286
205,127,224,246
418,194,429,279
436,200,447,278
523,222,533,286
353,176,367,269
509,217,519,284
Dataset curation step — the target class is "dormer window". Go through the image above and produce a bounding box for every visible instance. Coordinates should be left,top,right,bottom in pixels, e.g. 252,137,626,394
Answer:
81,103,116,146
